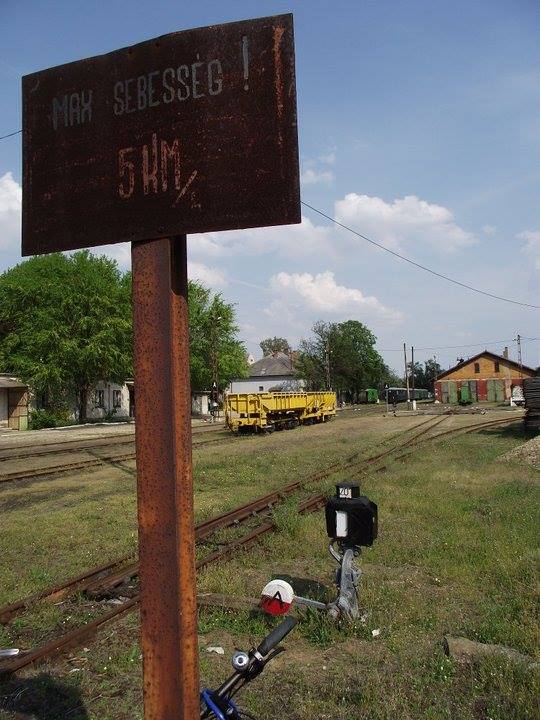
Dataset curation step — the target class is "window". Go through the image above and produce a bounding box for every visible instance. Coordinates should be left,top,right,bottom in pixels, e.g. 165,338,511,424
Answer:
494,361,500,372
474,362,480,374
259,386,264,392
36,391,49,409
113,389,122,408
94,389,105,408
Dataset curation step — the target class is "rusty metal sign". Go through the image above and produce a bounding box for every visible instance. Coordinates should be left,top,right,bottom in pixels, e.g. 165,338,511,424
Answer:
22,14,300,255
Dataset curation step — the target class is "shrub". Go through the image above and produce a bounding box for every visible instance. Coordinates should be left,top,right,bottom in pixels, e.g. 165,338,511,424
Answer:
29,409,59,430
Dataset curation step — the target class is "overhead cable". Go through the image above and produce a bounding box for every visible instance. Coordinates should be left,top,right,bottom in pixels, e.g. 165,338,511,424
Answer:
0,129,21,140
301,201,540,310
379,337,540,352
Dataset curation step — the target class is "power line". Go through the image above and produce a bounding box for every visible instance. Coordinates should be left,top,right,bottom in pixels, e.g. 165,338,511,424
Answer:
0,129,21,140
301,200,540,310
0,128,537,311
379,337,540,352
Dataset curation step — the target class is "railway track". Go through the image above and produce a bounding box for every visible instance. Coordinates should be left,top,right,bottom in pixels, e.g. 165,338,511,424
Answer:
0,423,225,462
0,432,235,485
0,413,520,675
0,415,441,625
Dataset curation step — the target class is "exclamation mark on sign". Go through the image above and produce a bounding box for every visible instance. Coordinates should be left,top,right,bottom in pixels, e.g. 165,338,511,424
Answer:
242,36,249,90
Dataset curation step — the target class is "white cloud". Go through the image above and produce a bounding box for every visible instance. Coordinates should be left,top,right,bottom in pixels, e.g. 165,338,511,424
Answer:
188,261,228,288
267,270,403,322
301,168,334,185
482,224,497,236
0,171,21,253
189,215,335,261
518,230,540,270
319,152,336,165
81,243,228,288
335,193,476,253
93,242,131,269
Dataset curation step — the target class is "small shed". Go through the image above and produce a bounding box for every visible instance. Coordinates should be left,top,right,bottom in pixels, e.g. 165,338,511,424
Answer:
0,374,30,430
434,350,537,404
192,391,211,417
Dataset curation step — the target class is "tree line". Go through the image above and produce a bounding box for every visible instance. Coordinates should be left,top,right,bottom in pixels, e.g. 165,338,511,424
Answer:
0,252,248,422
0,251,439,423
260,329,443,397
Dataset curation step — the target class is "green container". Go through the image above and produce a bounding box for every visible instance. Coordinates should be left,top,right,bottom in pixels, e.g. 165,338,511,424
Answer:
366,388,378,403
459,385,471,405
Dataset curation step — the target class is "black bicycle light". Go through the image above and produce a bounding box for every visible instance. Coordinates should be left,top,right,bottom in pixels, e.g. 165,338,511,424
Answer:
325,483,378,548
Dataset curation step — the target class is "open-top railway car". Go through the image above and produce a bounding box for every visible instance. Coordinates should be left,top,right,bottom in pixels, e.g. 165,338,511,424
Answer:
225,391,337,433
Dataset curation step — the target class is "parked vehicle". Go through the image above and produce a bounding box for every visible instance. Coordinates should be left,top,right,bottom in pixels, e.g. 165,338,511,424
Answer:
358,388,379,404
225,391,337,433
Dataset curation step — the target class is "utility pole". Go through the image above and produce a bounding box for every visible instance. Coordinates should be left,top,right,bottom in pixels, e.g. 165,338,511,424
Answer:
325,339,331,390
403,342,411,408
516,334,523,379
211,311,222,420
411,345,416,411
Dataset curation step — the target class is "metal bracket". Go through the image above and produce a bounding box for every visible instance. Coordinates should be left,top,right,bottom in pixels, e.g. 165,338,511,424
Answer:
327,544,361,620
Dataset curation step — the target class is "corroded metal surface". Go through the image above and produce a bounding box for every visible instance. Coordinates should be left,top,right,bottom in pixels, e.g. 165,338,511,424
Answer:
131,236,199,719
22,14,300,255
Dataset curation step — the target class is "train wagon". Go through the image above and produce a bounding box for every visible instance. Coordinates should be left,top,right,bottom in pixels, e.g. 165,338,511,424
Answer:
358,388,379,404
225,391,337,433
386,387,431,403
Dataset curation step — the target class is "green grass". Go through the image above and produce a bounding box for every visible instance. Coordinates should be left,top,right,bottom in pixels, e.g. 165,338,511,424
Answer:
0,414,538,719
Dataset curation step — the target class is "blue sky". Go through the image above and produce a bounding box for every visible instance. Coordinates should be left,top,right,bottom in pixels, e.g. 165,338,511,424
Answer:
1,0,539,372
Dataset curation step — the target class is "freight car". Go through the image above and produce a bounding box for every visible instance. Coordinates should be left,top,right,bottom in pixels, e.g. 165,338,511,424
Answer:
225,391,337,433
358,388,379,404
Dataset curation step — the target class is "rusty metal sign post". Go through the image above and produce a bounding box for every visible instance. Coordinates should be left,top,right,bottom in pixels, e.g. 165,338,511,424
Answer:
22,14,299,720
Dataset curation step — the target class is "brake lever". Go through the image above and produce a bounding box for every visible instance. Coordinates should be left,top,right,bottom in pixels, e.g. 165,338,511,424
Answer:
226,647,285,701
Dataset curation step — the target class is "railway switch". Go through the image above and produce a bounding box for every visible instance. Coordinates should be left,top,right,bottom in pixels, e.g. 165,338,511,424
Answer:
325,484,378,621
260,485,378,623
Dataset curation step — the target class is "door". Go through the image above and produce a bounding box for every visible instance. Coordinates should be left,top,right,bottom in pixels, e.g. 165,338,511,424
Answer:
441,382,449,403
128,386,135,418
487,380,496,402
8,389,28,430
495,380,505,402
448,382,458,404
468,380,477,402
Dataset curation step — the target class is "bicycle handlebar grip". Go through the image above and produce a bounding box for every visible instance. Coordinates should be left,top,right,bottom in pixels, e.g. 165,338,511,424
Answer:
256,616,297,657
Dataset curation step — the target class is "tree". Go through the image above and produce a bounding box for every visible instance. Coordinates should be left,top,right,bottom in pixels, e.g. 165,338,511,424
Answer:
260,337,291,356
424,357,443,388
406,357,443,390
0,251,132,422
295,320,387,398
187,282,248,392
0,254,248,419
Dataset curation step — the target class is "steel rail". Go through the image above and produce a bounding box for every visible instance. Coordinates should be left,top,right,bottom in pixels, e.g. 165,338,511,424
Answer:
0,436,235,484
0,415,440,621
0,414,517,676
349,415,521,481
0,424,225,461
0,418,438,623
0,413,443,485
0,493,327,677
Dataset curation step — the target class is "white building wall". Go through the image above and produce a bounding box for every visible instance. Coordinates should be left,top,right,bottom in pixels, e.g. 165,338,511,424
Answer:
229,376,304,394
191,393,210,416
86,381,131,420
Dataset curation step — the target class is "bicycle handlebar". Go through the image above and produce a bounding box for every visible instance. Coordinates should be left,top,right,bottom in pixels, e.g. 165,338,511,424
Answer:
256,616,297,657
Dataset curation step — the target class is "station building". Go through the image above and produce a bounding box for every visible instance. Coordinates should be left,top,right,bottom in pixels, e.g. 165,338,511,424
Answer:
228,352,304,394
434,350,537,404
